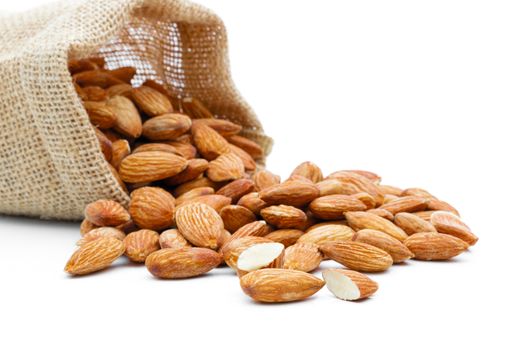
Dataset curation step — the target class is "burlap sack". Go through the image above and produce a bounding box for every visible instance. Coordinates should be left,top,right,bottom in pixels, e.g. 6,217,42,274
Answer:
0,0,272,221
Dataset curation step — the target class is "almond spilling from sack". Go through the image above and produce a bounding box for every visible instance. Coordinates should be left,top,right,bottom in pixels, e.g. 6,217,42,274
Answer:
64,57,477,303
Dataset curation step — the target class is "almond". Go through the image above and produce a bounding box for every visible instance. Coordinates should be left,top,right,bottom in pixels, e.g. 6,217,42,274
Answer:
181,97,215,119
163,141,198,159
349,192,376,210
297,224,355,246
379,196,428,214
77,227,126,246
142,113,192,141
264,229,304,247
129,187,176,230
394,212,437,235
73,70,123,88
106,67,136,84
68,58,100,74
353,229,414,263
290,161,323,183
123,229,160,263
84,199,130,227
106,83,133,98
378,184,403,196
94,126,113,162
172,177,221,197
108,164,129,194
259,181,320,207
322,269,378,301
159,229,191,249
175,202,224,250
326,171,384,205
192,118,242,136
110,139,130,169
80,219,99,236
412,210,439,221
83,101,116,128
145,248,222,278
176,187,216,204
260,205,307,229
133,143,182,155
401,187,435,198
253,170,281,191
64,237,125,275
82,83,108,101
191,122,231,160
305,220,348,233
175,194,232,214
229,220,272,241
316,179,360,197
164,158,208,186
206,152,245,182
216,178,255,203
107,95,142,138
239,269,325,303
220,205,257,233
119,151,188,183
308,195,367,220
237,192,269,215
345,211,408,242
229,144,256,171
367,208,394,221
283,242,322,272
426,198,460,216
430,211,478,245
320,241,393,272
131,85,174,117
404,232,469,260
227,135,264,160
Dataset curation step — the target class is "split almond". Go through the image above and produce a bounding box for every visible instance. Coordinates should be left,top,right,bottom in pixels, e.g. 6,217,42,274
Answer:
237,242,285,273
322,269,378,301
221,236,273,269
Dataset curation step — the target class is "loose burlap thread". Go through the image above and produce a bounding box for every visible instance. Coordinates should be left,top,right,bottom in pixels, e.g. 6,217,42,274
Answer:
0,0,272,220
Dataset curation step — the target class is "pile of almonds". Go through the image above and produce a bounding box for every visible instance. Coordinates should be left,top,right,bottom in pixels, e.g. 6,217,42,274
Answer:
65,57,478,303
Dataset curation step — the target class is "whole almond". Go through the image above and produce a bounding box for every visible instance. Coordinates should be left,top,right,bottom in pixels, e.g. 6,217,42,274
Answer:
220,205,257,233
131,85,174,117
260,205,307,229
283,242,323,272
159,229,191,249
259,181,320,207
191,123,230,160
133,143,182,155
404,232,469,260
264,229,304,247
172,177,221,197
142,113,192,141
322,269,378,301
305,220,347,233
106,83,133,98
378,184,403,196
394,212,437,235
426,199,460,217
253,170,281,191
345,211,408,242
297,224,355,246
181,96,214,119
83,101,116,129
192,118,242,136
229,220,272,242
353,229,414,263
227,135,264,160
237,192,269,215
84,199,130,227
350,192,376,210
119,151,188,183
162,141,198,159
110,139,130,169
107,95,142,138
129,187,176,230
229,144,256,171
206,152,245,182
80,219,99,236
239,269,325,303
175,202,224,250
145,248,222,278
379,196,428,214
73,70,123,88
94,126,113,162
216,179,255,203
316,179,360,197
290,161,323,183
320,241,393,272
430,211,478,245
326,171,384,206
65,237,125,275
309,194,367,220
175,194,232,214
164,158,208,186
401,187,435,198
176,187,215,203
123,229,160,263
106,67,136,83
77,227,126,246
367,208,394,221
412,210,439,221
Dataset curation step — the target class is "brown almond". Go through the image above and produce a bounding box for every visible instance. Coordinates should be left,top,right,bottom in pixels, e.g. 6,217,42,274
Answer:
77,227,126,246
404,232,469,260
309,194,367,220
206,152,245,182
106,83,133,98
131,85,174,117
73,70,124,88
227,135,264,160
221,236,273,269
216,179,255,203
123,229,160,263
175,187,215,203
326,171,384,205
84,199,130,227
107,95,142,138
106,67,136,84
412,210,439,221
68,58,100,74
80,219,99,236
162,141,198,159
316,179,361,197
230,220,272,242
159,229,191,249
367,208,394,221
142,113,192,141
426,198,460,216
81,86,107,102
379,196,428,214
129,187,176,230
430,211,478,245
290,161,323,183
110,139,130,169
164,158,209,186
172,177,221,197
175,202,224,250
283,242,322,272
181,97,215,119
237,192,269,215
83,101,116,128
259,181,320,207
220,205,257,233
401,187,436,198
260,205,307,229
229,144,256,171
264,229,304,247
345,211,408,242
119,151,188,183
192,118,242,136
305,220,348,233
378,184,404,196
350,192,376,210
353,229,414,263
394,212,437,235
145,247,222,278
93,126,113,162
191,123,231,160
64,237,125,275
253,170,281,192
175,194,232,214
320,240,393,272
297,224,355,246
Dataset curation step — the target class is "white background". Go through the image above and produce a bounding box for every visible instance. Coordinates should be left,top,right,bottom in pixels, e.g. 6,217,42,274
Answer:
1,0,524,349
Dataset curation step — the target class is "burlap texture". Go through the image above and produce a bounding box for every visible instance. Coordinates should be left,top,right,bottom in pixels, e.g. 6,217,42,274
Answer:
0,0,272,220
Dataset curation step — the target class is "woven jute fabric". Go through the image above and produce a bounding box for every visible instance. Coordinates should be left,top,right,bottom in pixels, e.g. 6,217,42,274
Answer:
0,0,272,220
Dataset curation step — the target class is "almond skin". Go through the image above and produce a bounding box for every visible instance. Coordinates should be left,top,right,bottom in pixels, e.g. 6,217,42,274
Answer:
142,113,192,141
159,229,191,249
129,187,176,230
191,123,231,160
253,170,281,191
309,195,367,220
404,232,469,260
283,242,323,272
119,151,188,183
216,179,255,203
77,227,126,246
394,212,437,235
322,269,379,301
84,199,130,227
320,241,393,272
145,248,222,278
259,181,320,207
345,211,408,242
260,205,307,229
107,95,142,138
239,269,325,303
379,196,428,215
175,202,224,250
430,211,478,245
353,229,414,263
131,85,174,117
65,237,125,275
264,229,304,247
220,205,257,233
123,229,160,263
297,224,355,246
206,152,245,182
290,161,323,183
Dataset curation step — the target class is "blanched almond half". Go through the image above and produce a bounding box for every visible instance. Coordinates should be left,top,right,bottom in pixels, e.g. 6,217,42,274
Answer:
237,242,285,272
322,269,378,301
